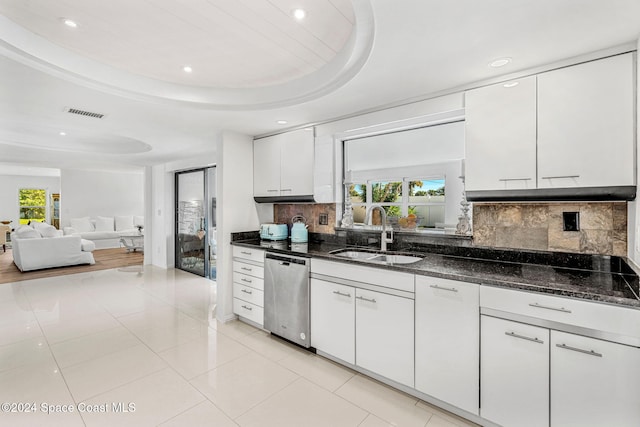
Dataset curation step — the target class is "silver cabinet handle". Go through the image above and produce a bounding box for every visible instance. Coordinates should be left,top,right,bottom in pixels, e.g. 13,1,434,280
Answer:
541,175,580,180
241,278,252,283
240,251,252,255
498,178,532,181
241,305,253,311
529,302,572,313
241,289,253,295
241,267,252,272
281,188,293,192
356,295,377,303
430,284,458,293
267,189,279,192
332,290,351,298
505,331,544,344
556,343,602,357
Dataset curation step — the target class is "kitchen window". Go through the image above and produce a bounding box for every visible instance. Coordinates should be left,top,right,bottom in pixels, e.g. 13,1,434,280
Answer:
343,119,465,230
349,177,445,228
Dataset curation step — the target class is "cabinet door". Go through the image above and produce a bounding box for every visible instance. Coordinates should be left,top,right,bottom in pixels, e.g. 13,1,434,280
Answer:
465,76,537,192
253,136,281,197
537,53,634,189
551,331,640,427
356,288,414,387
481,316,549,427
415,277,479,415
279,129,314,197
310,279,355,364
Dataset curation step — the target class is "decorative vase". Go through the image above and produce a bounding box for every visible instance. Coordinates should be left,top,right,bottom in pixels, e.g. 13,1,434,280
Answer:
456,175,472,235
341,182,354,228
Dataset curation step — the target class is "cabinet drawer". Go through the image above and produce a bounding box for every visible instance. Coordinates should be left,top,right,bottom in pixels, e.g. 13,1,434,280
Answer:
232,246,265,263
481,286,640,340
416,275,479,303
233,283,264,307
233,298,264,326
233,272,264,291
312,258,414,293
232,261,264,279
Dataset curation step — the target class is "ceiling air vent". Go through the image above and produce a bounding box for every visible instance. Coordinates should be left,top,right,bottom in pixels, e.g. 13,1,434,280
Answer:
64,107,106,119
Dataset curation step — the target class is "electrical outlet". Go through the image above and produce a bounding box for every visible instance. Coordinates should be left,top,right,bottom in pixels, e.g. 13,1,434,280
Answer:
562,212,579,232
319,213,329,225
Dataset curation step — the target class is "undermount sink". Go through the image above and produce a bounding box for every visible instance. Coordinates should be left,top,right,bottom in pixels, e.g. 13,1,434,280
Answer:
330,249,423,265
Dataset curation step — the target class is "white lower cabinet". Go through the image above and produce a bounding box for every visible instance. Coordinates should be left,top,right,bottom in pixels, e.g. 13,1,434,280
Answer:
480,316,550,427
232,247,265,327
550,331,640,427
310,279,355,364
355,288,415,387
415,277,479,415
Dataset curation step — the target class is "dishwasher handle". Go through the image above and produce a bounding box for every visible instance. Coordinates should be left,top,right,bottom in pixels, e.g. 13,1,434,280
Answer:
265,252,309,266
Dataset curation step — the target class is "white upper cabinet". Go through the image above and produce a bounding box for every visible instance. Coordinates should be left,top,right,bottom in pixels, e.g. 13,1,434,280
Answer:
537,53,635,189
253,137,281,198
465,52,635,199
279,130,315,196
253,128,314,200
465,76,537,192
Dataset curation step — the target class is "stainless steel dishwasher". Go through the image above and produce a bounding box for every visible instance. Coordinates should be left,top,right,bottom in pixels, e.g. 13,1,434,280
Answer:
264,252,311,348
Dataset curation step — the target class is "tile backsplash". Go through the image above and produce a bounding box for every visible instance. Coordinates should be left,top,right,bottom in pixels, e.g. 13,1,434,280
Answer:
273,203,336,234
472,202,627,256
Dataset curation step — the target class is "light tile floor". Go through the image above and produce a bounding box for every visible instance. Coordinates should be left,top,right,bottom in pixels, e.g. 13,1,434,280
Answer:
0,266,479,427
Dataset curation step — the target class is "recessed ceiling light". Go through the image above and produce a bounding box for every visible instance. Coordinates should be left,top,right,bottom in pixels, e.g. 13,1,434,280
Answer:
489,57,512,68
183,66,193,73
62,18,77,28
59,131,66,136
292,8,306,20
503,81,519,88
276,120,288,125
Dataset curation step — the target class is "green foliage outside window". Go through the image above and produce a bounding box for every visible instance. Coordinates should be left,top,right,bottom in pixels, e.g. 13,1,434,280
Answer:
349,178,445,227
19,188,46,224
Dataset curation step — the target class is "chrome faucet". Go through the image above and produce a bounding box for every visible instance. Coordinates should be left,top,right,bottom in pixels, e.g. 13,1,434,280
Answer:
365,206,394,251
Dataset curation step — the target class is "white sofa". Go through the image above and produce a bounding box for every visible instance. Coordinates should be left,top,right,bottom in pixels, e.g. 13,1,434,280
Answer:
63,215,143,249
12,223,95,272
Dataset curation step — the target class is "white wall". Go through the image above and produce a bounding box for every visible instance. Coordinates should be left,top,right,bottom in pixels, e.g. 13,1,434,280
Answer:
216,131,260,322
148,163,176,268
60,169,144,226
0,175,60,225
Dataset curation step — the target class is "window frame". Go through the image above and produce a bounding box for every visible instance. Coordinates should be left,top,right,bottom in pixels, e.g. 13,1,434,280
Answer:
18,188,48,225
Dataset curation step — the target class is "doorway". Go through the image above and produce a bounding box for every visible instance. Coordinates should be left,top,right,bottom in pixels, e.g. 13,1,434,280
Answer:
175,167,216,279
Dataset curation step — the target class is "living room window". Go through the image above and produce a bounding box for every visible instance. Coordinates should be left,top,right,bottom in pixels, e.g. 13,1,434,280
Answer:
19,188,47,225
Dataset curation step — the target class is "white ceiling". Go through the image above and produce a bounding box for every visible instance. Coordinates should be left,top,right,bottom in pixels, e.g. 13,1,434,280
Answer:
1,0,639,172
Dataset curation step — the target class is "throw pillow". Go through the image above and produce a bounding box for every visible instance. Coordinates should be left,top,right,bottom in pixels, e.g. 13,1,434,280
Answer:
70,217,94,233
115,215,134,232
15,225,41,239
95,216,115,232
30,221,49,231
38,224,59,238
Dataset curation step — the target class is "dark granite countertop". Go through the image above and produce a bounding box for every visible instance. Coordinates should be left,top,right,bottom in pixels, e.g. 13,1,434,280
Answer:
231,234,640,309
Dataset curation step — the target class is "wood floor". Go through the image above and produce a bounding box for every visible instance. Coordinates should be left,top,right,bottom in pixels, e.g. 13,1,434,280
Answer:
0,248,143,284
